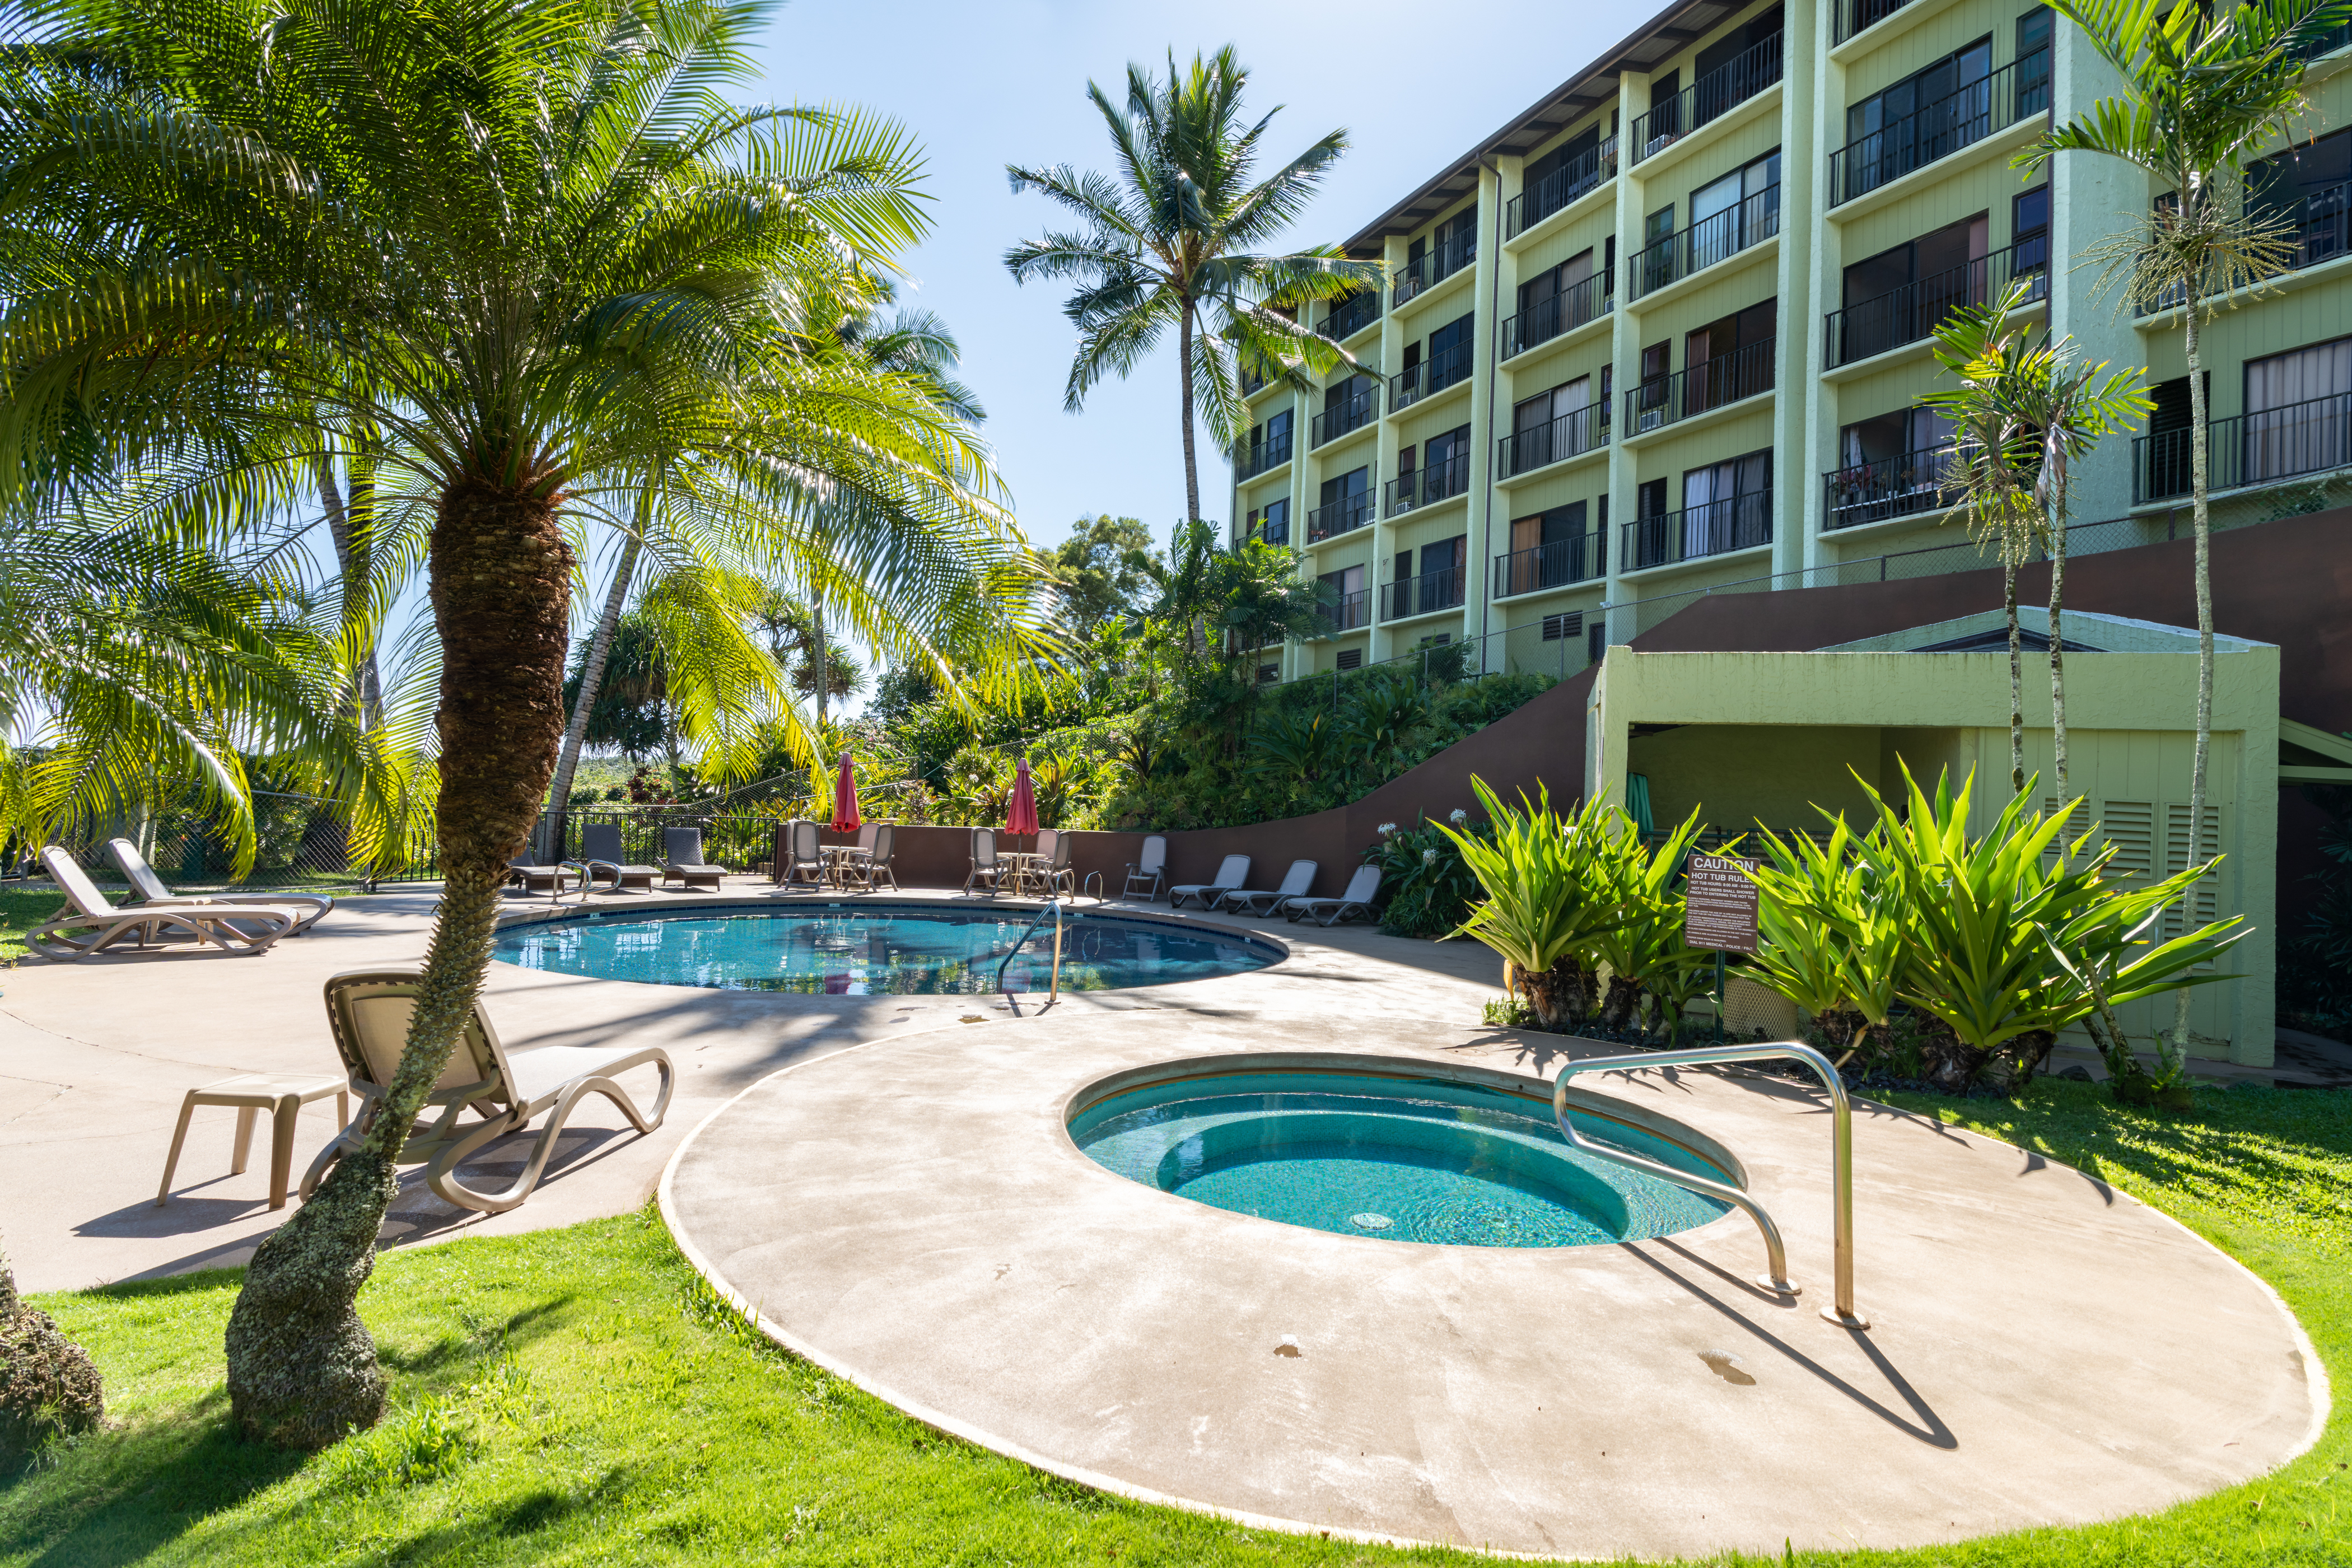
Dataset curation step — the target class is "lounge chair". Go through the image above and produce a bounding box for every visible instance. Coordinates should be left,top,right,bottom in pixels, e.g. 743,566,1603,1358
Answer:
839,823,898,891
578,823,660,893
304,968,673,1214
661,827,726,891
107,837,334,932
1122,834,1168,902
30,846,304,961
507,858,573,897
963,828,1004,895
1169,853,1250,911
774,820,828,890
1284,864,1384,926
1216,858,1318,916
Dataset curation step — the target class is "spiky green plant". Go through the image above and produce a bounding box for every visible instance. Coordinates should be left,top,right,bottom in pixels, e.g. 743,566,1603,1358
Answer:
1438,779,1621,1029
1746,818,1910,1063
1582,807,1711,1036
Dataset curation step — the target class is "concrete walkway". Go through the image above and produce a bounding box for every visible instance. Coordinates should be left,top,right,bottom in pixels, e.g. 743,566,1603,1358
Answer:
0,883,1497,1292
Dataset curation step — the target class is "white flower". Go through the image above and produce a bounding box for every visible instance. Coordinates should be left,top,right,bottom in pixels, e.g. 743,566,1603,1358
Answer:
1422,848,1438,866
1449,808,1468,825
1377,822,1398,837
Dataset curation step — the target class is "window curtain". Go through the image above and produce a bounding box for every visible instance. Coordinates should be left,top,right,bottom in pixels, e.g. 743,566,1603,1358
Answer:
2246,338,2352,482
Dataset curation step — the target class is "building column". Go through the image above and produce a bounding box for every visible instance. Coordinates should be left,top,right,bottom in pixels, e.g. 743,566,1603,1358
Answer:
1795,0,1838,579
1468,157,1507,675
1602,69,1646,648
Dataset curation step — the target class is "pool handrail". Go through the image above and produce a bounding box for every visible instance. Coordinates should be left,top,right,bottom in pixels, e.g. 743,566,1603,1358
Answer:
1550,1040,1864,1328
995,898,1065,1006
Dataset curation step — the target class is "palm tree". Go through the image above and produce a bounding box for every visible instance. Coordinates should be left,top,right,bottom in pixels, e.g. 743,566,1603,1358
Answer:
1004,47,1383,524
0,0,1031,1446
2020,0,2350,1043
1924,281,2150,802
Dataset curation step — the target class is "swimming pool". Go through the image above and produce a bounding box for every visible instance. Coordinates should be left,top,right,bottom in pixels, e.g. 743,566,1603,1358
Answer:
492,903,1281,995
1068,1067,1732,1248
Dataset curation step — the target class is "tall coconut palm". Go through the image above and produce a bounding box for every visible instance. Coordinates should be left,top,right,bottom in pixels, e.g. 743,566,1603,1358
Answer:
1004,46,1383,525
2020,0,2351,1047
0,0,1032,1446
1924,281,2151,803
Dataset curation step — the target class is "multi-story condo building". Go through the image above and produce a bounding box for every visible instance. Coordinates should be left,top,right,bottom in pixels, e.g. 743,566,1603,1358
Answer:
1231,0,2352,683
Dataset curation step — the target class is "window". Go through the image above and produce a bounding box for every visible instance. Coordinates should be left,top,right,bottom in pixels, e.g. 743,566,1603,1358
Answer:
1320,468,1368,505
1426,312,1477,395
1318,564,1368,632
1836,214,1988,363
1636,340,1672,429
2017,7,2053,111
1843,36,1993,197
1541,611,1583,641
1637,477,1668,518
1253,497,1290,545
2012,186,2050,292
1646,69,1681,146
2250,126,2352,268
1687,150,1780,270
2244,336,2352,483
1422,424,1474,503
1683,297,1776,410
1257,664,1280,684
1336,648,1363,670
1829,408,1954,528
1679,448,1772,558
1247,408,1292,470
1505,501,1595,594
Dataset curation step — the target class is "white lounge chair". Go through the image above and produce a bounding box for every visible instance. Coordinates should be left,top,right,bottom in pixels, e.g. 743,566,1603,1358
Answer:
304,968,673,1214
106,837,334,932
1216,858,1318,916
963,828,1004,895
1169,853,1250,910
1284,864,1384,926
1123,834,1168,901
30,846,304,960
661,827,726,891
578,822,660,893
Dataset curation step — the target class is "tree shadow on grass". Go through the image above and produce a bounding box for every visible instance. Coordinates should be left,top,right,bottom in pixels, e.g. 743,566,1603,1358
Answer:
378,1296,575,1377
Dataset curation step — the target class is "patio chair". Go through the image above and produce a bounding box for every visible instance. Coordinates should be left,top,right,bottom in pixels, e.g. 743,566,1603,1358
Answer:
963,828,1004,895
29,846,305,961
774,820,828,890
507,858,573,897
1284,864,1384,926
106,837,334,932
304,968,673,1215
1033,828,1075,898
1169,853,1250,911
578,823,660,893
1122,834,1168,902
661,827,726,892
840,823,899,891
1216,858,1318,916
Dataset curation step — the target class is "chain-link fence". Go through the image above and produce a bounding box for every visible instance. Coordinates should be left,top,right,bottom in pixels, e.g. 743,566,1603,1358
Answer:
5,791,413,893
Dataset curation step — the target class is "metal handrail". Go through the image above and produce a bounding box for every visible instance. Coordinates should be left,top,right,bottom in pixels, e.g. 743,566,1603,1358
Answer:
1551,1040,1864,1328
994,898,1065,1007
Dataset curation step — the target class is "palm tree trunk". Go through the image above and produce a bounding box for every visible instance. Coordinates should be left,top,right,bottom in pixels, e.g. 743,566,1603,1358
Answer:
2172,295,2213,1069
2005,560,2024,795
315,451,383,731
548,530,642,848
1178,302,1201,524
2048,490,2068,806
225,477,573,1449
813,587,828,731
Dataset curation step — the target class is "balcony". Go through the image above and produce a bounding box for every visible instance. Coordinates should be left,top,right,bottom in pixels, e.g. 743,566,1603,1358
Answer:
1385,452,1473,517
1828,52,2050,207
1391,337,1474,410
2255,179,2352,274
1625,337,1775,436
1833,0,1915,45
1622,492,1772,571
1498,401,1608,479
1630,33,1785,162
1506,136,1620,237
1322,588,1371,634
1394,230,1474,306
1823,445,1956,530
1823,240,2047,368
1235,431,1292,480
2132,389,2352,503
1258,511,1290,545
1307,491,1374,542
1383,564,1467,621
1493,533,1604,598
1630,185,1779,299
1322,291,1382,341
1310,386,1379,447
1502,272,1612,358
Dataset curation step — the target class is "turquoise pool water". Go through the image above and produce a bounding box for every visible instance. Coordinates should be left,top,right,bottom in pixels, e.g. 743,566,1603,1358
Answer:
1070,1070,1732,1248
492,904,1278,995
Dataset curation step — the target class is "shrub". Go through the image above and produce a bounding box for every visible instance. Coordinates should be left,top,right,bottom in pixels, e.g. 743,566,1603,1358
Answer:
0,1256,104,1468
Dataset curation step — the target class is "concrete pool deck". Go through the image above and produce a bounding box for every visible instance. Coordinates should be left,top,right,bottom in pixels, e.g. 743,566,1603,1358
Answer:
662,1010,2326,1560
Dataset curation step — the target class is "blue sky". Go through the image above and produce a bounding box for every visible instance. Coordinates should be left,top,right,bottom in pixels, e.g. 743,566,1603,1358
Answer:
745,0,1610,561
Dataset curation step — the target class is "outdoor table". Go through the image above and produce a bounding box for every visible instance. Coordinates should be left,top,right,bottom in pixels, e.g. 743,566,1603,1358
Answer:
820,844,869,889
999,850,1043,896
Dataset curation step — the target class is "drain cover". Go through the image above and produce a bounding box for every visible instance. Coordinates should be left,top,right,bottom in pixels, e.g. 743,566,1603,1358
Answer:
1350,1212,1394,1231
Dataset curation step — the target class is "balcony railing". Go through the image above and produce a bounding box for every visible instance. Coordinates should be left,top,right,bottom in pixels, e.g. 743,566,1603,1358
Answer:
1257,510,1290,546
1386,452,1473,517
1626,337,1775,435
1321,588,1370,634
1622,492,1772,571
1502,272,1613,358
1392,337,1475,409
2132,389,2352,503
1506,136,1621,237
1498,401,1608,478
1394,230,1474,305
1630,33,1786,161
1828,51,2050,207
1382,564,1467,620
1310,387,1378,447
1235,431,1292,480
1823,239,2047,368
1307,491,1374,542
1493,533,1604,598
1630,184,1779,298
2253,178,2352,274
1322,291,1382,340
1833,0,1916,45
1823,445,1956,531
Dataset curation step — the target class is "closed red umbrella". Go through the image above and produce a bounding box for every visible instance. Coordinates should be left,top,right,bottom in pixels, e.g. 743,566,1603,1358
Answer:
829,753,861,834
1005,757,1039,837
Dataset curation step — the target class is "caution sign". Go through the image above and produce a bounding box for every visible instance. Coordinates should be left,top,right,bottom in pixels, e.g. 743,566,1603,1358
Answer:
1683,853,1762,955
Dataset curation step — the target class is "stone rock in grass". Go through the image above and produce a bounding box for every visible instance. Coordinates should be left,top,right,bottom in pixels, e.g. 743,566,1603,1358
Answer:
0,1258,105,1466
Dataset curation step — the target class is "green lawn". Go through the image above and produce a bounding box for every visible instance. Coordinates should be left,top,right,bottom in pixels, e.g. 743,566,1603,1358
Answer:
4,1080,2346,1566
